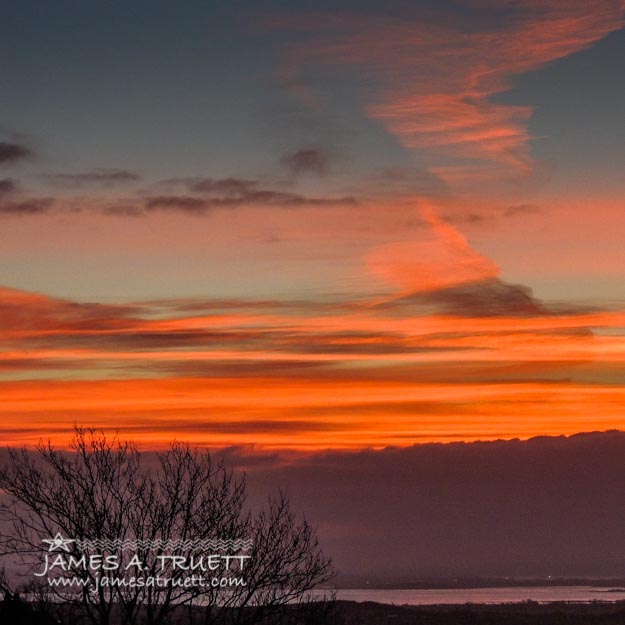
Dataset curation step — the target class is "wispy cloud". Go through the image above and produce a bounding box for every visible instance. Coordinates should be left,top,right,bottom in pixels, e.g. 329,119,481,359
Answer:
383,278,548,318
0,174,357,218
0,140,33,166
45,168,141,188
0,178,17,195
280,147,332,176
144,195,209,213
504,203,544,217
143,176,356,214
268,1,625,174
0,197,54,215
366,205,499,293
0,277,624,448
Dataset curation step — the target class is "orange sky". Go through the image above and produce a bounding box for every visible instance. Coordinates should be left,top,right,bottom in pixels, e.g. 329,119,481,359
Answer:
1,204,624,448
1,1,625,450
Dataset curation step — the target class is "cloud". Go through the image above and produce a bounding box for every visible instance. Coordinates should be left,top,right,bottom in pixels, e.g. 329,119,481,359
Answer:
280,147,331,176
0,283,624,454
143,177,356,214
187,177,258,195
0,140,32,166
367,205,499,293
268,1,625,175
144,195,209,213
389,278,552,317
0,174,356,219
5,430,625,578
441,211,489,226
238,431,625,578
45,169,141,187
0,198,54,215
504,203,544,217
0,286,140,333
0,178,17,195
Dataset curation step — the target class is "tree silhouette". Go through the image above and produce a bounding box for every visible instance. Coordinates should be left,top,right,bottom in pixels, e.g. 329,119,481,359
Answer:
0,428,334,625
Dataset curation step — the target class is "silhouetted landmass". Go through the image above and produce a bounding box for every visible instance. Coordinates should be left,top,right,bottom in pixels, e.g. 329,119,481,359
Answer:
6,598,625,625
0,592,59,625
335,600,625,625
239,430,625,579
335,576,625,589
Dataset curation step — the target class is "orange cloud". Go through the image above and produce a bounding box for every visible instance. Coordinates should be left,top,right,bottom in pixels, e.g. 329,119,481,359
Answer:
1,282,625,449
269,0,625,175
366,205,499,292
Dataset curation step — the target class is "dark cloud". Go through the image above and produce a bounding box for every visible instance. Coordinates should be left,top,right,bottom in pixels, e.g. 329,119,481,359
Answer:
0,286,141,332
16,318,453,358
8,426,625,579
443,212,490,225
45,328,276,351
0,198,54,215
385,278,548,317
188,177,258,195
0,174,356,219
0,357,96,373
46,168,141,187
236,431,625,579
504,203,544,217
425,279,547,317
280,147,331,176
0,141,32,166
0,178,17,195
0,284,604,357
143,180,356,214
144,195,209,213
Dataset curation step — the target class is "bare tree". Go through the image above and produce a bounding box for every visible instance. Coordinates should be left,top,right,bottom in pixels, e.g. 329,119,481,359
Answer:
0,428,334,625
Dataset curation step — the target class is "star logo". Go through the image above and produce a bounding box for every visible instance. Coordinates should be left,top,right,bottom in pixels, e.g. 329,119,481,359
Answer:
42,533,75,552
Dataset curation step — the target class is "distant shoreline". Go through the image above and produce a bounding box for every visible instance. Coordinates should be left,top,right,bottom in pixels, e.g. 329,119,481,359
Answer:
4,597,625,625
332,599,625,624
323,585,625,608
333,577,625,589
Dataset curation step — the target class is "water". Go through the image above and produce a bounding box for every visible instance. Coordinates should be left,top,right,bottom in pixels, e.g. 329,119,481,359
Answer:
332,586,625,605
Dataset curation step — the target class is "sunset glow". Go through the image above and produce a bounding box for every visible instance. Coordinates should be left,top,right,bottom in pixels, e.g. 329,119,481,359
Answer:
1,0,624,451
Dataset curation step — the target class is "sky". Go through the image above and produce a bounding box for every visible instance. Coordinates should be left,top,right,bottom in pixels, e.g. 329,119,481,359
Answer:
1,0,625,453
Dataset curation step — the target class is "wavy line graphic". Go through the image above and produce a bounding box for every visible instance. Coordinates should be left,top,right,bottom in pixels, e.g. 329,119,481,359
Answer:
74,538,253,551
